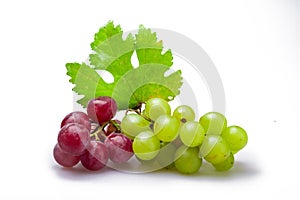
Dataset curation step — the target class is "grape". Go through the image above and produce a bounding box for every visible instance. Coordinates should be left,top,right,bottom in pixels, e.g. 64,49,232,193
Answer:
222,126,248,151
61,111,91,131
133,130,160,160
87,96,117,124
57,123,90,156
199,112,227,135
144,98,171,121
173,105,195,123
153,115,180,142
174,146,202,174
200,135,231,164
80,141,109,171
179,121,205,147
53,144,80,167
212,152,234,171
105,133,133,163
121,114,151,139
105,120,121,136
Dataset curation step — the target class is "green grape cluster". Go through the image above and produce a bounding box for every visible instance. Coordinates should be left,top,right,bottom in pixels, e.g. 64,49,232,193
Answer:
121,98,248,174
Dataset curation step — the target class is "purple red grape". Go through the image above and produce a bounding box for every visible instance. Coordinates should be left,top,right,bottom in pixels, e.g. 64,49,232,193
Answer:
53,144,80,167
87,96,117,124
57,123,90,156
105,133,133,163
61,111,91,131
80,141,109,171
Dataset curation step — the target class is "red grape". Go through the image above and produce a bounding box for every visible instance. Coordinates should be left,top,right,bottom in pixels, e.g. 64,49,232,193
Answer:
87,96,117,124
53,144,80,167
105,133,133,163
61,111,91,131
80,141,109,171
57,123,90,156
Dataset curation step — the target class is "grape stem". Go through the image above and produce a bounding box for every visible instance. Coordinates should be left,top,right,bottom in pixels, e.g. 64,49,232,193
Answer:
110,120,121,132
125,107,153,123
90,122,108,141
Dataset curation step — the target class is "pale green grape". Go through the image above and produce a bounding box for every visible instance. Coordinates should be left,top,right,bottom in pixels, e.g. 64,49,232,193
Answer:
212,152,234,171
154,115,180,142
199,112,227,135
174,146,202,174
121,114,151,139
133,130,160,160
144,98,171,121
155,142,177,168
179,121,205,147
173,105,195,122
199,135,230,164
222,126,248,151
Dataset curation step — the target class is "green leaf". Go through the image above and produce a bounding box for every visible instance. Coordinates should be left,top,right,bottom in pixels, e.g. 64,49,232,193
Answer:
66,21,182,110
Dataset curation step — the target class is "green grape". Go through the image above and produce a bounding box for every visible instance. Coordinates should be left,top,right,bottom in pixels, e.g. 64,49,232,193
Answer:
199,135,230,164
121,114,151,139
179,121,205,147
222,126,248,151
199,112,227,135
133,130,160,160
154,115,180,142
173,105,195,123
155,142,177,168
174,146,202,174
144,98,171,121
212,152,234,171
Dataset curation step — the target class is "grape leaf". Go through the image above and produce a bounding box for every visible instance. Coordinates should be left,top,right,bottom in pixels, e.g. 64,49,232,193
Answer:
66,21,182,110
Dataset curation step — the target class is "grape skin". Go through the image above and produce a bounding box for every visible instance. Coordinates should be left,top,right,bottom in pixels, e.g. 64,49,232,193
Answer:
57,123,90,156
179,121,205,147
200,135,231,164
80,141,109,171
144,98,171,121
154,115,180,142
105,133,133,163
199,112,227,135
87,96,117,124
121,114,151,139
133,131,160,160
53,144,80,167
174,146,202,174
173,105,195,122
212,152,234,171
222,126,248,151
61,111,91,131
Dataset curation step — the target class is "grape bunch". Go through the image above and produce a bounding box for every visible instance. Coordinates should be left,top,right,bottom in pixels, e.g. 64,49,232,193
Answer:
53,96,134,171
53,96,248,174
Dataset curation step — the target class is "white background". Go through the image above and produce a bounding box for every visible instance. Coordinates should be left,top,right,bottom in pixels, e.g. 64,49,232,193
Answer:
0,0,299,199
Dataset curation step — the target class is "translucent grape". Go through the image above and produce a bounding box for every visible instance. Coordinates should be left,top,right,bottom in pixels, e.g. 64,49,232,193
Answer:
121,114,151,139
57,123,90,156
153,115,180,142
133,130,160,160
105,133,133,163
61,111,91,131
222,125,248,151
174,146,202,174
200,135,231,164
199,112,227,135
212,152,234,171
173,105,195,123
80,141,109,171
53,144,80,167
144,98,171,121
87,96,117,124
179,121,205,147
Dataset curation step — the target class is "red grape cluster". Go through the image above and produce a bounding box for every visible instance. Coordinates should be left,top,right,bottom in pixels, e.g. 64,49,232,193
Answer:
53,96,133,171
